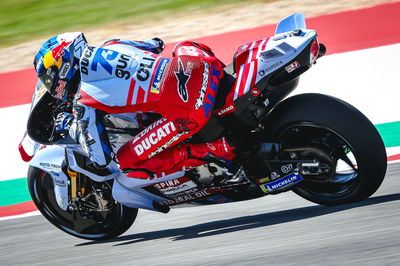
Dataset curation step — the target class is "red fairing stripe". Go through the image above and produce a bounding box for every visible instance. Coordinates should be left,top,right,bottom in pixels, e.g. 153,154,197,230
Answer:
18,142,33,162
237,63,251,97
126,78,136,105
250,60,258,88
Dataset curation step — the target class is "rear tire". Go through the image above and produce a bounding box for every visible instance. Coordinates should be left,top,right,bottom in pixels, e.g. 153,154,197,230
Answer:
27,166,138,240
261,93,387,205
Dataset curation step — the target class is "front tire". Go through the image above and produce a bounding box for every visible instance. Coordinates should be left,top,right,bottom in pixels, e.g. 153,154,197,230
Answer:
261,93,387,205
27,166,138,240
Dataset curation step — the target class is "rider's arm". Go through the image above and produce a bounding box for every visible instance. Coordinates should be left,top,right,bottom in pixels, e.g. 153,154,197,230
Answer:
102,38,164,54
70,103,113,169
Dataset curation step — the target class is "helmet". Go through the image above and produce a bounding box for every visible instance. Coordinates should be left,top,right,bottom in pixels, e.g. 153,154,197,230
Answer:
33,32,88,101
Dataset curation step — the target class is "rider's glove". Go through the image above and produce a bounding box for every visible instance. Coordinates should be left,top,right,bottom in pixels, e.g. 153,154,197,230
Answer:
144,38,165,54
54,112,74,137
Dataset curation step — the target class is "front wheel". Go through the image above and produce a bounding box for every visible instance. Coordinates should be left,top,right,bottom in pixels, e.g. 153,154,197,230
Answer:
27,166,138,240
260,93,387,205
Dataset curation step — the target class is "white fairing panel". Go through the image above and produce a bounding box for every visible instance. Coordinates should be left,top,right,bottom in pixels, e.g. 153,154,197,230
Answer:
30,145,65,174
112,180,159,211
255,29,317,82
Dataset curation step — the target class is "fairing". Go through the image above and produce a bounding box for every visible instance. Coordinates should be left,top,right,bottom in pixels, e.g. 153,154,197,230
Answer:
19,81,51,161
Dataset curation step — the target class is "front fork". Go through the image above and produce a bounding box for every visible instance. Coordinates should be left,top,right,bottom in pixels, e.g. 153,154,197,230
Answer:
68,168,79,202
51,167,81,211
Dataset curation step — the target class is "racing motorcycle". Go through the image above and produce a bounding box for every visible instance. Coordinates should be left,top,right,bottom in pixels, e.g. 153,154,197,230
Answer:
19,13,387,240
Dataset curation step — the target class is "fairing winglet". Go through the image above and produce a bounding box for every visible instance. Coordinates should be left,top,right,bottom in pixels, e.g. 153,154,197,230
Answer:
275,13,307,34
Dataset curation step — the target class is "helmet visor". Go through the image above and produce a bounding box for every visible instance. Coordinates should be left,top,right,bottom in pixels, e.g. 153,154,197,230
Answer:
38,66,57,92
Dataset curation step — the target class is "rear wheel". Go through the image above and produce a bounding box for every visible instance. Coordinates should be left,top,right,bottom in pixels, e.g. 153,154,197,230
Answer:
261,93,387,205
27,166,138,240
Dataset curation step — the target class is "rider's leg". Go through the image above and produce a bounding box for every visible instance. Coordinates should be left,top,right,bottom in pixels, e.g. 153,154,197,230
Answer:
117,132,235,178
117,48,233,178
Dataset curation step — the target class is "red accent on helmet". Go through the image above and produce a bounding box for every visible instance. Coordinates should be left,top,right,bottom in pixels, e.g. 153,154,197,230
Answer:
52,40,72,62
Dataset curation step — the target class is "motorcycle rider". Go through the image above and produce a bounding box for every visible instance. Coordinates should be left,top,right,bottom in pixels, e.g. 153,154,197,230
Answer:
33,32,236,180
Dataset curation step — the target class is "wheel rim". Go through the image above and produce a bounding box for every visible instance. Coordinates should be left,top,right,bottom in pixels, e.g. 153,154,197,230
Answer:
32,171,127,239
277,123,361,199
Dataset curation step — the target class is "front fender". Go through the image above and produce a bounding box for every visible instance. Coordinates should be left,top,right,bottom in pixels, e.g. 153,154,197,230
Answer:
29,145,69,210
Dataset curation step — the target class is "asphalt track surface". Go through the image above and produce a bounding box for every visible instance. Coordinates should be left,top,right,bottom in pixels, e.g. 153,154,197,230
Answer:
1,163,399,265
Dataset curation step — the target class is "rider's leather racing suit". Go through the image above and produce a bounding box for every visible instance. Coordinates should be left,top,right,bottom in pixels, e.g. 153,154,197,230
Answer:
72,39,235,179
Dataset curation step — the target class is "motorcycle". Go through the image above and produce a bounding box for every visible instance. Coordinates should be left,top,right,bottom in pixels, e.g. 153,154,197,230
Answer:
19,13,387,240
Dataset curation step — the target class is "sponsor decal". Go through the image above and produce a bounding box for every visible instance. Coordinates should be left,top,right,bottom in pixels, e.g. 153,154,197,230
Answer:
53,179,67,187
185,61,194,74
137,57,156,81
260,173,303,193
259,60,284,76
151,58,170,94
147,131,188,158
52,40,71,62
178,46,199,56
80,126,95,154
170,188,200,197
271,172,280,180
115,54,131,80
285,61,301,73
203,65,221,118
80,46,95,75
281,164,293,174
91,48,118,74
59,62,71,79
195,62,209,110
132,118,166,143
86,139,96,146
160,189,211,205
251,88,261,96
54,80,67,99
133,121,177,156
175,58,191,102
35,86,47,100
39,162,61,170
154,176,197,196
216,104,236,117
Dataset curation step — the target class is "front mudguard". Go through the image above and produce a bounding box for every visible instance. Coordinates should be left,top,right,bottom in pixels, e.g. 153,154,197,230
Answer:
29,145,69,210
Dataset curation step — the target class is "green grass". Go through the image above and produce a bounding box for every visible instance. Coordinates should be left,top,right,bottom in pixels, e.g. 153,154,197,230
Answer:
0,0,265,48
